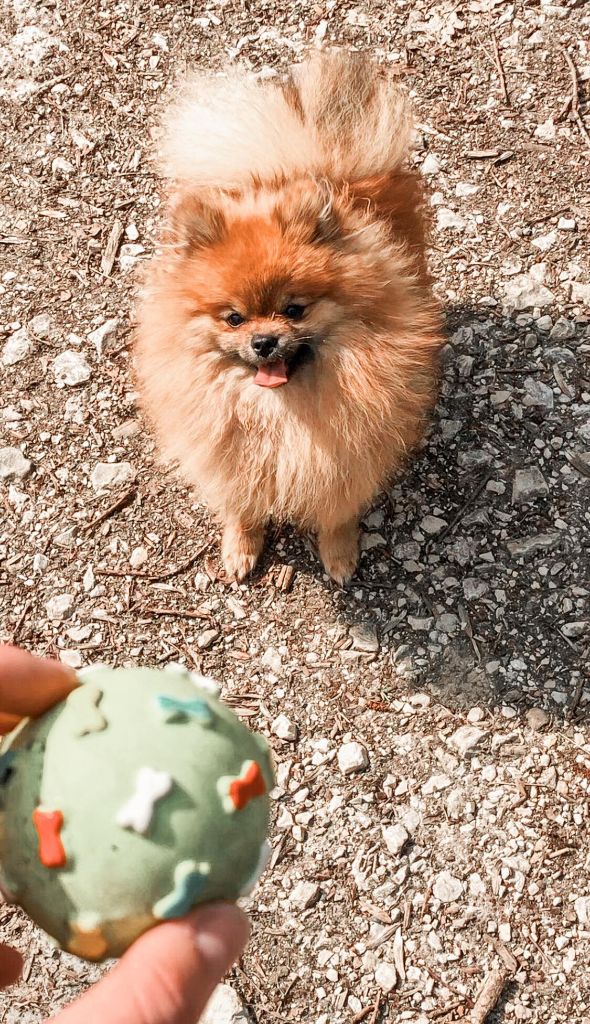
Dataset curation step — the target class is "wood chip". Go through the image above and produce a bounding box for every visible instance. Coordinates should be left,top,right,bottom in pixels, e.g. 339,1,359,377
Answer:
101,218,124,276
470,969,508,1023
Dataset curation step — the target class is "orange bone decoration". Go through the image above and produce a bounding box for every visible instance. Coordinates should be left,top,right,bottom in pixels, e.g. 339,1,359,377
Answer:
32,808,66,868
229,761,266,811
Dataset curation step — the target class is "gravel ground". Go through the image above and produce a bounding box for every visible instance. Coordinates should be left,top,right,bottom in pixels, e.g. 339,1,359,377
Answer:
1,1,590,1022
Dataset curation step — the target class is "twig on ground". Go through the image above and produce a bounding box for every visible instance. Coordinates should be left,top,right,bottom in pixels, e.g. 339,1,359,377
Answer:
491,33,510,104
96,545,207,582
84,488,137,532
426,966,475,1009
470,969,508,1023
562,47,590,150
101,219,124,276
136,606,211,621
432,470,493,544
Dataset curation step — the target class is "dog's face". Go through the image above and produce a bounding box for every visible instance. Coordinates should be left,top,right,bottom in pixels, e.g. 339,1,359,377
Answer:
164,181,396,386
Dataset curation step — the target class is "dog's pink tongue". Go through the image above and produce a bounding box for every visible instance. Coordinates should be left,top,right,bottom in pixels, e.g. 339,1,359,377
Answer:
254,360,289,388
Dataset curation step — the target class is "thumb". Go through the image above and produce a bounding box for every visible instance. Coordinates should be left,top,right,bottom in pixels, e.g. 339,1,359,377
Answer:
49,903,250,1024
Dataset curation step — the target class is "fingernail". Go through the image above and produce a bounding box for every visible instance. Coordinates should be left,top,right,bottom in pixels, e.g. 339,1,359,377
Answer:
189,903,250,971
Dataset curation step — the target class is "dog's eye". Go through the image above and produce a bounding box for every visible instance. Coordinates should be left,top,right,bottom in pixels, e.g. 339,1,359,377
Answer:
283,304,306,321
226,311,245,327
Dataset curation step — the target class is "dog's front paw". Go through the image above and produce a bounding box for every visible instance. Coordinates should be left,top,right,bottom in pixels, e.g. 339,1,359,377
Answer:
221,522,265,581
318,521,359,586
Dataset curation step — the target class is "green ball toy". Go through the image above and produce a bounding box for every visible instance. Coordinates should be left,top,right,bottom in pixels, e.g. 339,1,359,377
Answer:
0,665,274,960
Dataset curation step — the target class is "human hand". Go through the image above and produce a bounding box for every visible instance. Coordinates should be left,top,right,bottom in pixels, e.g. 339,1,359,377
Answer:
0,645,250,1023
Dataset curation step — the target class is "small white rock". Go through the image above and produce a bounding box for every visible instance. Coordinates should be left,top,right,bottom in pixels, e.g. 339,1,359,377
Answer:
2,327,32,366
88,318,119,358
512,467,549,504
0,447,31,480
433,871,463,904
90,461,135,492
526,707,550,730
574,896,590,926
383,824,409,856
449,725,487,755
290,880,321,910
201,983,252,1024
436,207,466,231
271,713,298,742
45,593,75,621
420,515,447,535
374,961,397,993
338,741,369,775
422,153,441,175
52,349,92,387
129,546,148,569
261,647,282,673
32,553,49,574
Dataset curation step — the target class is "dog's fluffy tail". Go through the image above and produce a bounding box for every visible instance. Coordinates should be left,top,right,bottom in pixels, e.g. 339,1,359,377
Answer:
161,51,412,190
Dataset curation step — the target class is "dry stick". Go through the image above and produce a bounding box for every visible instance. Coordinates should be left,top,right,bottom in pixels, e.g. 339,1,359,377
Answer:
432,469,493,545
96,544,208,583
137,606,212,621
470,968,508,1023
426,966,475,1009
562,47,590,151
491,33,510,105
101,219,124,276
84,487,137,532
369,992,383,1024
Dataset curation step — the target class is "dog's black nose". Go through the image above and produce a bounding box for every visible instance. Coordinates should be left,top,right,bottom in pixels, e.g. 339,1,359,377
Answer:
251,333,279,358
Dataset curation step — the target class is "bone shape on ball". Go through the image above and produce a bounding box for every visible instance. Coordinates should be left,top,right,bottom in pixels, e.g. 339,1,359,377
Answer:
116,766,172,834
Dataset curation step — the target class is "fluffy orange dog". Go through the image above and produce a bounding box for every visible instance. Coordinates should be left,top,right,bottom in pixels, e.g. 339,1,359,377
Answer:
136,52,442,583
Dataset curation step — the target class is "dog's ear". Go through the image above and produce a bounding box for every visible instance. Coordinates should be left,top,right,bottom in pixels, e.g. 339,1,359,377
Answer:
273,180,341,246
312,184,341,244
164,191,226,251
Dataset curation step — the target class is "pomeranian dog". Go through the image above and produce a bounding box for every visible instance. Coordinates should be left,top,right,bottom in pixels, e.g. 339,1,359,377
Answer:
136,52,442,583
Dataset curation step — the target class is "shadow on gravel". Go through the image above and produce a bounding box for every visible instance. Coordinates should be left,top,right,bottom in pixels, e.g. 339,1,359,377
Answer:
302,302,589,722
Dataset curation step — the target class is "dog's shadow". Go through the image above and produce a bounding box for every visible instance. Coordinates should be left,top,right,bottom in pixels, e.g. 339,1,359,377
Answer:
265,303,588,722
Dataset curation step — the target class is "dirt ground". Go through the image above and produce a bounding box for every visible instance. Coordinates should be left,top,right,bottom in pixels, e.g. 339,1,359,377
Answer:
1,1,590,1022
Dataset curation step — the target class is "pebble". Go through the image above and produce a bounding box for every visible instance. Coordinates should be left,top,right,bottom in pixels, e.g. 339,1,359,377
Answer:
2,326,32,365
574,897,590,926
129,546,148,569
290,881,321,910
433,871,463,904
383,823,409,856
507,532,561,560
462,578,488,601
349,623,379,653
197,628,220,651
512,467,549,504
88,318,119,358
421,153,441,175
436,207,466,231
501,264,555,311
522,378,554,410
271,714,298,742
558,217,576,231
29,313,51,337
449,725,487,755
45,593,75,621
337,742,369,775
0,447,31,480
549,317,576,341
261,647,282,673
374,961,397,993
52,350,92,387
531,230,557,252
526,708,550,730
201,984,252,1024
90,461,136,492
420,515,447,535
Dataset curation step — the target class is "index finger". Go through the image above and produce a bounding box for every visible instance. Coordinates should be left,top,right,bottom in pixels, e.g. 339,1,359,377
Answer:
0,645,78,733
